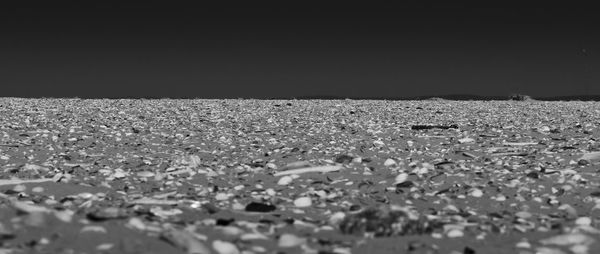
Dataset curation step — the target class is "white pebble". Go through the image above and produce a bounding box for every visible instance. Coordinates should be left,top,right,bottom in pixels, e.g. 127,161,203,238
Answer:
515,211,532,219
536,247,567,254
126,217,146,231
293,197,312,208
96,243,114,251
470,188,483,198
231,202,245,210
516,240,531,248
539,233,595,246
215,193,229,201
212,240,240,254
458,137,475,143
329,212,346,226
570,244,589,254
112,171,127,179
575,217,592,226
277,176,293,186
137,171,155,178
446,229,464,238
32,186,44,193
265,188,276,196
278,233,306,248
394,173,409,184
384,158,396,167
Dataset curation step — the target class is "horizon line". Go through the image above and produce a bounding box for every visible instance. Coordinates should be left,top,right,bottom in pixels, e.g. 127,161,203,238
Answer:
2,94,600,101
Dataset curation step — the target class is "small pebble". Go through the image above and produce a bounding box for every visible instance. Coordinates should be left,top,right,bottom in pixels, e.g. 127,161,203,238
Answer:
212,240,240,254
245,202,276,213
265,188,276,196
384,158,396,167
558,204,578,218
54,210,74,223
394,173,409,184
126,217,146,231
251,246,267,253
470,188,483,198
575,217,592,226
293,197,312,208
78,192,95,199
538,126,551,132
112,171,127,178
373,140,385,147
536,247,567,254
13,184,26,192
446,229,464,238
81,225,107,233
215,193,229,201
570,244,589,254
329,212,346,226
277,176,293,186
539,233,595,246
39,237,50,245
516,240,532,248
137,171,155,178
231,202,245,210
32,186,44,193
458,137,475,143
96,243,114,251
278,233,306,248
515,211,533,219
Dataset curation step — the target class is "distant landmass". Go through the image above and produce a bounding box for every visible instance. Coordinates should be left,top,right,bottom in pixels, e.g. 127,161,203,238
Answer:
5,94,600,101
275,94,600,101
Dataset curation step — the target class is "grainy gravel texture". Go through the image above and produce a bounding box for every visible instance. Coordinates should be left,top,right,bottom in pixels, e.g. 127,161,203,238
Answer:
1,98,600,254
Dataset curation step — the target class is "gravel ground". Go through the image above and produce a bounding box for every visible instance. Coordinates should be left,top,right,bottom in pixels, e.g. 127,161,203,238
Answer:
1,98,600,254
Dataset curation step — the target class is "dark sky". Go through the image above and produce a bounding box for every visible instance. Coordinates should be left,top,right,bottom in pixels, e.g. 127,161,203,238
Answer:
1,2,598,98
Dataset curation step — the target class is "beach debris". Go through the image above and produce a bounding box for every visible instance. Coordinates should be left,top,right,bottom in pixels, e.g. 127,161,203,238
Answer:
273,165,342,176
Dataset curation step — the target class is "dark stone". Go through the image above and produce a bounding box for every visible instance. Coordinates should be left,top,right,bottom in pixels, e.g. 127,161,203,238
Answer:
463,246,476,254
339,206,439,237
396,181,415,188
245,202,277,213
216,218,235,226
202,203,220,214
87,207,129,221
508,94,534,101
335,154,354,164
349,204,362,211
578,159,590,166
526,172,539,179
411,124,459,130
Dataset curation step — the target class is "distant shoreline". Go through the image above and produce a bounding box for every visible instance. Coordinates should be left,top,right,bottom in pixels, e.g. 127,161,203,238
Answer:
2,95,600,101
